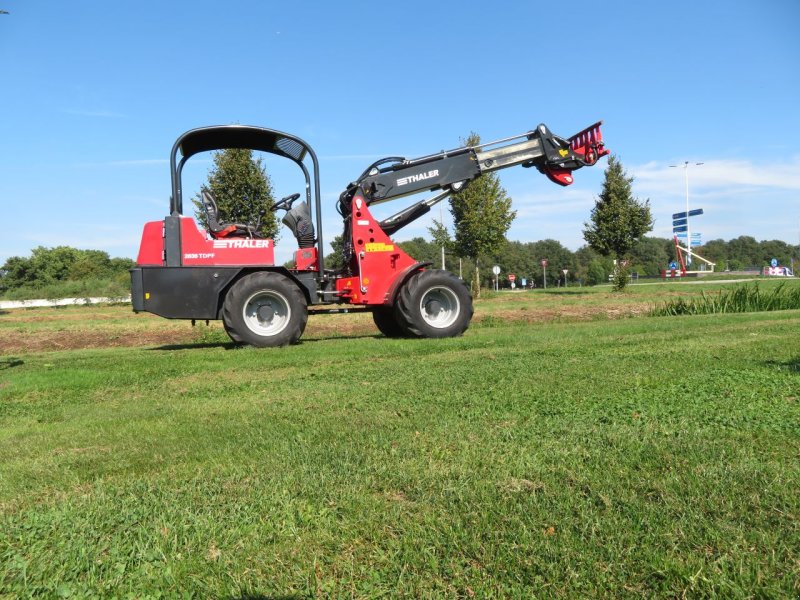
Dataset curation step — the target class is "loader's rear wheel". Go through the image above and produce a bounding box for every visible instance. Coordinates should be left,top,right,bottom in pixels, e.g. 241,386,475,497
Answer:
222,272,307,347
372,306,406,338
395,270,473,338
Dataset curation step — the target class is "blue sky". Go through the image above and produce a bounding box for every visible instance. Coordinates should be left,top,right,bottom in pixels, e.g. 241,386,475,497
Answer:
1,0,798,267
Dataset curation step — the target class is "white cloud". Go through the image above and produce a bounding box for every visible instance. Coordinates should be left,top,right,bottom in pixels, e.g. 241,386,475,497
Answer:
632,157,800,194
626,157,800,243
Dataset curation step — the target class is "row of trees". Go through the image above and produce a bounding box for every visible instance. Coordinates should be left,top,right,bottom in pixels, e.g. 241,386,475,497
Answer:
693,237,798,272
0,246,135,297
382,234,799,289
3,230,793,298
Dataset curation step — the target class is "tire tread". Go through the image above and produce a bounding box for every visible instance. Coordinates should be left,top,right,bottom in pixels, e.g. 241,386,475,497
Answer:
222,272,307,347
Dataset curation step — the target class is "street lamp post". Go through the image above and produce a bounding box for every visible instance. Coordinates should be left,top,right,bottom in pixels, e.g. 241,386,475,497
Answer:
669,161,703,266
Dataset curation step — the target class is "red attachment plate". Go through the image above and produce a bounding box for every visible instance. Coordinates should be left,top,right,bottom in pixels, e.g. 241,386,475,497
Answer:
542,121,609,186
568,120,609,165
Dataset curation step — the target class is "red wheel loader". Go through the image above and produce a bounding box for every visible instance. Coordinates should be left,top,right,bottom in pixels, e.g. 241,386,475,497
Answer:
130,121,608,346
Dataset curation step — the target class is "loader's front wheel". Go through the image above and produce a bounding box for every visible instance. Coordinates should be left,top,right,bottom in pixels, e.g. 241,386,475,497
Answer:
395,270,473,338
222,272,307,347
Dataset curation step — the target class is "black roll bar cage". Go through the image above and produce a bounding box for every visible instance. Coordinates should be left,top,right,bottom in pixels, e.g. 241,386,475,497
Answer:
169,125,324,274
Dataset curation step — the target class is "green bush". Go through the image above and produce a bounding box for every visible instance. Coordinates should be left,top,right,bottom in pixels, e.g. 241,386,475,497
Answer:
586,260,607,286
1,246,134,299
2,275,131,301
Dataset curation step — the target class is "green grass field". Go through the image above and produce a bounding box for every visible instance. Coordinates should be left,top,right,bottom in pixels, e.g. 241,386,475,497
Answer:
1,280,799,598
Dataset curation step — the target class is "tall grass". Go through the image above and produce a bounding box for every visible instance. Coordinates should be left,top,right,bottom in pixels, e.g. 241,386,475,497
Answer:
651,281,800,316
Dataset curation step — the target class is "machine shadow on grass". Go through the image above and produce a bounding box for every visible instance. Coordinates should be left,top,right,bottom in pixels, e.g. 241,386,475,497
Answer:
151,333,383,351
230,594,306,600
764,356,800,374
0,357,24,369
229,594,314,600
150,341,238,351
300,333,383,343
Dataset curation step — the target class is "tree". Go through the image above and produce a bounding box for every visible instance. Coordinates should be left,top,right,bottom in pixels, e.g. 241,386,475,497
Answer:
582,155,653,290
324,234,346,270
192,148,278,239
727,236,760,268
427,218,454,270
574,245,614,286
759,239,794,266
698,238,728,267
527,239,576,288
586,260,609,286
450,133,516,296
629,236,672,276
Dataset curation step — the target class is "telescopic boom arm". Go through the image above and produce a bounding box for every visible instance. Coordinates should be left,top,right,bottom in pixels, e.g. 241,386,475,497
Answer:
355,121,608,206
340,121,608,237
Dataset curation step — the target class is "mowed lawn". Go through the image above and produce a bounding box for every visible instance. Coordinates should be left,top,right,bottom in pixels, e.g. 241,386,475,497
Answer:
1,283,799,597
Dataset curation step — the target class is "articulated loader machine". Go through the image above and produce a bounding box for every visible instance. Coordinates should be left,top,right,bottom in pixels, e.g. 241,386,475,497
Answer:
130,121,609,346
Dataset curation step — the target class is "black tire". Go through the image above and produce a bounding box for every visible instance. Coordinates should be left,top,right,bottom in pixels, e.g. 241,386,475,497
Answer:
395,269,473,338
222,272,307,347
372,306,407,338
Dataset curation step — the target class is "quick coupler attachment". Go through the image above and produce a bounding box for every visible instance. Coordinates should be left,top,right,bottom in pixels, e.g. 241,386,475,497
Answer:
535,121,609,186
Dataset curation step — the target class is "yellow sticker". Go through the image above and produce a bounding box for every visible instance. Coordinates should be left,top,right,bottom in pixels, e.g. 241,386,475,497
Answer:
558,148,569,157
365,242,395,252
145,292,151,300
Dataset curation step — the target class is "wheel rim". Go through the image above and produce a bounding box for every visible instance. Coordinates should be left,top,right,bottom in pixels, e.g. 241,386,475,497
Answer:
419,286,460,329
242,290,291,336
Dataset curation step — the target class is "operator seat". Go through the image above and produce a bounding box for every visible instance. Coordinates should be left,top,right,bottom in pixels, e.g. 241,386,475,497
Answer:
200,189,261,238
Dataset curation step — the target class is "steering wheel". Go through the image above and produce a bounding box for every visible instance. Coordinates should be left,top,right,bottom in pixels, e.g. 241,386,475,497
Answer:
271,193,301,212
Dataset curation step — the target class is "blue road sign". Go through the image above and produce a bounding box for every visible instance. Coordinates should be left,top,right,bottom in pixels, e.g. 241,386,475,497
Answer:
691,232,701,238
673,218,687,226
669,261,678,270
673,225,688,233
771,258,778,268
688,208,704,217
672,211,687,219
691,240,702,247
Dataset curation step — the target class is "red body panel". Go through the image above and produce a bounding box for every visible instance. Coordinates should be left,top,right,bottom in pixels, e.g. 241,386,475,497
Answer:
136,221,165,265
294,247,318,271
135,217,274,267
179,218,274,266
336,196,419,305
